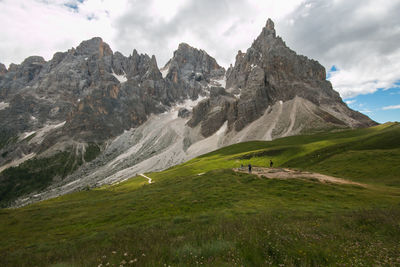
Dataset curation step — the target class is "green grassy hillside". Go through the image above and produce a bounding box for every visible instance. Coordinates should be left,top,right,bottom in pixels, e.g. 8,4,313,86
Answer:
1,123,399,266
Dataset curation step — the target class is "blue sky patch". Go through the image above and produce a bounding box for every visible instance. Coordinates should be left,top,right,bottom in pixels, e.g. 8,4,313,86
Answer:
64,3,79,11
64,0,85,11
327,65,399,123
87,14,96,21
326,65,338,79
344,87,400,123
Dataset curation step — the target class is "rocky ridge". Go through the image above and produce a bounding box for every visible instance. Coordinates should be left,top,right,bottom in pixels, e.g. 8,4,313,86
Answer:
189,19,375,139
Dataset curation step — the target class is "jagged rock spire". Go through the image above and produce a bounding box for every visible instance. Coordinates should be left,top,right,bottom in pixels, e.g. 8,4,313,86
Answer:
164,42,225,83
75,37,113,57
0,63,7,75
266,18,275,30
264,18,276,37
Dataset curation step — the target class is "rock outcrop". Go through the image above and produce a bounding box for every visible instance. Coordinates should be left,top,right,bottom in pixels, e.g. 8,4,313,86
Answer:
161,43,226,100
190,18,376,138
0,63,7,75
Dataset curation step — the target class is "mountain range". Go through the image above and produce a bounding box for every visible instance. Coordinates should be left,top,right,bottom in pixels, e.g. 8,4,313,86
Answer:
0,19,376,207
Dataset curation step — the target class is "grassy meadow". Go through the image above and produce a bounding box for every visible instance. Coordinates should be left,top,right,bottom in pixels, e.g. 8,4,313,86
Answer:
0,122,399,266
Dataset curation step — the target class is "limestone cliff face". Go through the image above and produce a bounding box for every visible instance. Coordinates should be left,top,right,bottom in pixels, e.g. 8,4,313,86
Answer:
164,43,225,82
189,18,376,138
0,38,175,147
0,38,226,182
162,43,226,100
226,18,338,110
0,63,7,75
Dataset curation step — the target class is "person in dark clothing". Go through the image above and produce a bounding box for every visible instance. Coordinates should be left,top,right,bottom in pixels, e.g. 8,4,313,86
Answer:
270,160,273,168
248,164,252,173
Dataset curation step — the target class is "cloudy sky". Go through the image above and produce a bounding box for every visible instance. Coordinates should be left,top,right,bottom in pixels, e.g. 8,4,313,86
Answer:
1,0,399,123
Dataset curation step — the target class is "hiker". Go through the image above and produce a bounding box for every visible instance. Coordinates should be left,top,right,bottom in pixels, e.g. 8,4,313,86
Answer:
248,163,252,173
241,164,243,169
270,159,273,168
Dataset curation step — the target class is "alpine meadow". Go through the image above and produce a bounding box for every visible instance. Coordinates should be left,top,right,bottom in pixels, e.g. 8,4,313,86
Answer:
1,122,399,266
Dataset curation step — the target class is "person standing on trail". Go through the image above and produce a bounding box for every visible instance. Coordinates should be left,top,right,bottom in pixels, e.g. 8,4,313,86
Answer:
270,160,273,168
248,163,252,173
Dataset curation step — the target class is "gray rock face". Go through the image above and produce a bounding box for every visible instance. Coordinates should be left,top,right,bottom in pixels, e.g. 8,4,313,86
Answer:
162,43,226,100
0,37,177,148
165,43,225,82
188,86,236,137
75,37,113,57
0,63,7,75
178,108,191,118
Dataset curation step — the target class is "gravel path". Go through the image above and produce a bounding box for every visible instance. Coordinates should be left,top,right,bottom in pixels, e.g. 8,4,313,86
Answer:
234,167,365,186
139,173,153,184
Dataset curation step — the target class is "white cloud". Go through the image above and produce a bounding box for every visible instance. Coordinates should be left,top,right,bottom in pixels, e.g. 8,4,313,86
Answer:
0,0,119,66
0,0,399,102
327,57,400,98
279,0,400,98
345,100,356,105
149,0,189,22
382,105,400,110
113,0,305,67
0,0,304,68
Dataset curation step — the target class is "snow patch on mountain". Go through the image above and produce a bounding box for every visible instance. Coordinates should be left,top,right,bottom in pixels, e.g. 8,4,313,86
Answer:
177,95,207,111
167,95,208,118
160,66,169,78
0,102,10,110
19,131,36,140
210,77,226,88
112,69,127,83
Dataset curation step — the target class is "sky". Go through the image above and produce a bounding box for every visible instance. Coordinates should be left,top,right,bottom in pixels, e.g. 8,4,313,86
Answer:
0,0,399,123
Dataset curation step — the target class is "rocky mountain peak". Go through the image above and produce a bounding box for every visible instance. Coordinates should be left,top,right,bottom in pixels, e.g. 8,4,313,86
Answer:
21,56,46,66
227,17,328,97
150,55,158,66
0,56,47,90
177,42,193,51
164,42,225,83
120,50,162,81
172,42,214,67
223,18,376,133
263,18,276,38
145,54,162,80
266,18,274,29
75,37,113,57
0,63,7,75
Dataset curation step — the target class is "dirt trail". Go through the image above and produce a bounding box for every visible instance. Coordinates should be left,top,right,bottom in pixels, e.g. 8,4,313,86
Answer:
139,173,152,184
234,167,365,187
